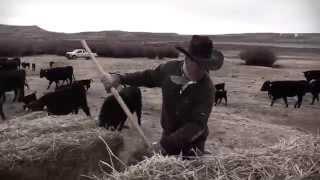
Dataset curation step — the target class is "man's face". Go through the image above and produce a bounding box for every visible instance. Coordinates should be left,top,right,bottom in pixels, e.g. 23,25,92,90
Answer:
185,57,208,81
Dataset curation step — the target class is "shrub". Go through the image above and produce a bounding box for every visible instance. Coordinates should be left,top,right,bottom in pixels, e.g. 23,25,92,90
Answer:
143,47,156,59
239,47,277,67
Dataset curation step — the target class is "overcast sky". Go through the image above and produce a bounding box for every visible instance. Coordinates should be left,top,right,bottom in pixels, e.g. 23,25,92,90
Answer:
0,0,319,34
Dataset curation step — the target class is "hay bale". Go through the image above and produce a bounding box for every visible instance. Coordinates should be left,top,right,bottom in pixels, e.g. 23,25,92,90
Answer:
101,135,320,180
0,113,124,180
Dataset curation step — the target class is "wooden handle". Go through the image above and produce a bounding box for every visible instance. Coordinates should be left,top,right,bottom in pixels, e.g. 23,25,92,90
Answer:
80,40,151,148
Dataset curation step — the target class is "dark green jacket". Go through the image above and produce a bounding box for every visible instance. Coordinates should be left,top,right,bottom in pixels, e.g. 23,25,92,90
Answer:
119,60,214,155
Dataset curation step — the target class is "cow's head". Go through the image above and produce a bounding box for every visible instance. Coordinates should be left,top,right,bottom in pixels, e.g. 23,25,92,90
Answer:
303,71,312,82
260,81,271,91
39,69,47,78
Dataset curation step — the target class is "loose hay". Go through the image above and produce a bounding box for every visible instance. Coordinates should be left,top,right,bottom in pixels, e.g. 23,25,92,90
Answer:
0,113,124,180
101,135,320,180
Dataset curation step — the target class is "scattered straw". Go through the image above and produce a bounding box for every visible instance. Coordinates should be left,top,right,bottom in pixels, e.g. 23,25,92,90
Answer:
100,135,320,180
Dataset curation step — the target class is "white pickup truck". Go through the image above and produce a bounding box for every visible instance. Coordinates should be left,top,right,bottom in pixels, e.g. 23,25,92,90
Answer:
65,49,98,60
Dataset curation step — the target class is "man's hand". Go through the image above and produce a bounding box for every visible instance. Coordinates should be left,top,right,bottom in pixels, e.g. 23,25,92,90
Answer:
100,74,121,93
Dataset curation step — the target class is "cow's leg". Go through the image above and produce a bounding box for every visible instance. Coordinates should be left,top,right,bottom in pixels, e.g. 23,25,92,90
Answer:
0,95,5,120
136,107,142,126
47,81,53,89
224,95,228,105
270,97,276,106
282,97,288,107
3,93,6,102
19,87,24,102
24,80,30,89
73,107,79,114
296,95,303,108
13,89,18,102
311,93,316,105
69,77,73,85
218,97,223,104
55,81,59,88
0,104,5,120
316,94,320,102
81,105,91,116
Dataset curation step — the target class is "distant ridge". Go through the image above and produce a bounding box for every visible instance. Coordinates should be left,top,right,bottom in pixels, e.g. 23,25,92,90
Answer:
0,24,320,46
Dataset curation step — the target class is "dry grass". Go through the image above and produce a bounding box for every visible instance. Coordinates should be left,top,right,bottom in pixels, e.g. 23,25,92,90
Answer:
0,113,124,180
99,135,320,180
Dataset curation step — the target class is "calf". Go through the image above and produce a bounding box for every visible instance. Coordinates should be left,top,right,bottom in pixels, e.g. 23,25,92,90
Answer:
214,83,227,106
261,80,308,108
22,92,37,110
27,84,90,116
215,90,227,106
98,86,142,131
304,70,320,82
308,80,320,105
40,66,74,89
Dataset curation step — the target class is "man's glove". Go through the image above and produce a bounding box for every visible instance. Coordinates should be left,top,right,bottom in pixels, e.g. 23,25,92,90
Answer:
100,74,121,93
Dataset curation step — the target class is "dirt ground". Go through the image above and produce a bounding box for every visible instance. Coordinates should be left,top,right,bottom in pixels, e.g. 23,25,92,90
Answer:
1,51,320,157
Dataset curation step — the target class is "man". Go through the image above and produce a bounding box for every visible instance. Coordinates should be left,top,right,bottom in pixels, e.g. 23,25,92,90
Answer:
102,35,224,157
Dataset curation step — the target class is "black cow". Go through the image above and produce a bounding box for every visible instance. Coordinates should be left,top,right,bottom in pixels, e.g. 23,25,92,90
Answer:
40,66,74,89
0,58,20,70
308,80,320,105
27,84,90,116
0,70,26,120
304,70,320,82
261,80,308,108
22,92,37,110
21,62,30,69
98,86,142,131
0,70,26,102
31,63,36,71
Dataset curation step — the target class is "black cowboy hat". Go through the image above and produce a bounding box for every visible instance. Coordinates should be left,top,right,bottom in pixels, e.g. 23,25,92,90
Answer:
176,35,224,70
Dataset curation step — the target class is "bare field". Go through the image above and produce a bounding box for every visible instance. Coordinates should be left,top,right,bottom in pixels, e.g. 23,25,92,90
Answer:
1,51,320,154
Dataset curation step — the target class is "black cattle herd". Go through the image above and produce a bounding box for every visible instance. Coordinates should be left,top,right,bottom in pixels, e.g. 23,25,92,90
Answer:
0,57,320,131
260,70,320,108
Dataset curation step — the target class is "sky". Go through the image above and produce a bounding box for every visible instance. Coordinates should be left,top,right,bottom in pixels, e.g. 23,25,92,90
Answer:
0,0,319,34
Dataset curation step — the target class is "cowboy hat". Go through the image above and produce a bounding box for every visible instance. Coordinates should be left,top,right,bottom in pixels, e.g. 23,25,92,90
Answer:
176,35,224,70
